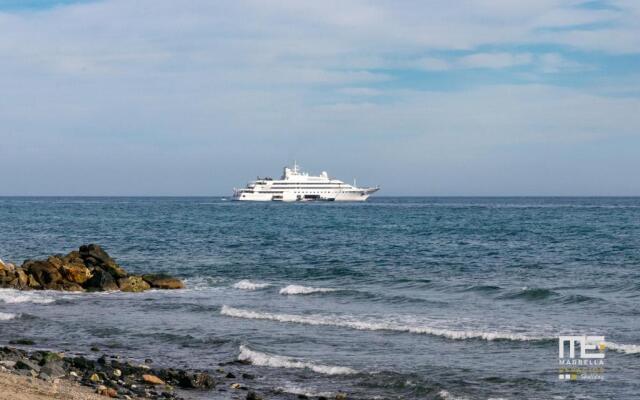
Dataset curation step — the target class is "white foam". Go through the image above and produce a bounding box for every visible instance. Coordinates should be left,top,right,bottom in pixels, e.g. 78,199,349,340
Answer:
221,306,545,342
438,390,469,400
606,341,640,354
238,345,356,375
277,384,333,398
279,285,336,295
0,289,55,304
0,312,17,320
233,280,271,291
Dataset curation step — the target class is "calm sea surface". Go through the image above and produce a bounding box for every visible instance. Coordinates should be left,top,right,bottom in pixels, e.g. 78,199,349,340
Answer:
0,197,639,399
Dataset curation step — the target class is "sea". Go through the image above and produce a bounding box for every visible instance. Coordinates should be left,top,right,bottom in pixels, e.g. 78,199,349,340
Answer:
0,197,638,400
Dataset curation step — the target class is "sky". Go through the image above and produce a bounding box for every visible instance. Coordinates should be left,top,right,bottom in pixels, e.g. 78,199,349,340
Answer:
1,0,639,196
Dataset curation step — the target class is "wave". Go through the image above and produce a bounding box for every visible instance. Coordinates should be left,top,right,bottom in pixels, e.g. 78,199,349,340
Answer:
461,285,502,293
276,384,333,398
279,285,336,295
0,312,17,321
0,289,55,304
500,287,557,301
221,306,547,342
233,280,271,291
238,345,356,375
606,341,640,355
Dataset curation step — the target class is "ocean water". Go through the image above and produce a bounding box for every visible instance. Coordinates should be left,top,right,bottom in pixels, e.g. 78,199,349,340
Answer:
0,197,639,400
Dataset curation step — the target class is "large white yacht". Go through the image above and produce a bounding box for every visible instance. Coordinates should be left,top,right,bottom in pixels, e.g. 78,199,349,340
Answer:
232,163,379,202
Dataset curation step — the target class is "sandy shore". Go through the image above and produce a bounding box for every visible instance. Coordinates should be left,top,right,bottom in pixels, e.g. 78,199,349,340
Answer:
0,370,106,400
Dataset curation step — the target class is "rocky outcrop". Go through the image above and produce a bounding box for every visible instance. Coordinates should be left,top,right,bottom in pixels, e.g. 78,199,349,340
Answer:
0,244,184,293
142,274,185,290
117,276,150,292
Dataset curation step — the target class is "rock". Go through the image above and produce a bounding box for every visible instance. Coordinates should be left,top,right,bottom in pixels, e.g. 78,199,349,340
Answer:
91,346,100,352
246,392,262,400
225,372,235,379
113,368,122,377
38,372,52,381
16,268,29,287
16,359,41,372
242,373,255,380
89,373,101,382
142,274,185,290
96,385,118,397
142,374,165,385
61,251,81,263
0,360,16,368
27,274,42,289
61,281,85,292
84,269,119,291
40,361,66,378
335,393,347,400
117,276,150,292
10,339,35,345
61,263,92,284
39,351,63,364
179,372,215,389
80,244,127,278
47,256,64,270
231,383,241,389
26,261,63,288
4,263,15,273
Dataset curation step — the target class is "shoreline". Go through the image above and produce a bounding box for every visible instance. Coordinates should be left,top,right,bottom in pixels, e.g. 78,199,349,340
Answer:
0,344,275,400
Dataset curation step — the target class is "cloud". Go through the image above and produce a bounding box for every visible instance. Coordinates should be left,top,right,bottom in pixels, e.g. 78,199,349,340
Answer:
0,0,639,195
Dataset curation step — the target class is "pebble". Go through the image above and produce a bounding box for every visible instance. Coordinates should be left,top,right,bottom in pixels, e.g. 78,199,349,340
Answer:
142,374,165,385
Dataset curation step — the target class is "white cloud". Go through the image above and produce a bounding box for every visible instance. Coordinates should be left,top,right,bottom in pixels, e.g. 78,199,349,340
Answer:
0,0,639,194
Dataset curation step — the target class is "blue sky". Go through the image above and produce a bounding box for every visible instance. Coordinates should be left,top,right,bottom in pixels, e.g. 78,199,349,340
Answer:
1,0,639,195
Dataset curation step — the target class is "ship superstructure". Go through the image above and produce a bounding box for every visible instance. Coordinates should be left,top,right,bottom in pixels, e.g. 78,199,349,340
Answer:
232,163,379,201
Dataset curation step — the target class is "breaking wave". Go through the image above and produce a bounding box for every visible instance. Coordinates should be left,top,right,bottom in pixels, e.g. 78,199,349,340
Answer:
0,289,55,304
238,345,356,375
279,285,336,295
276,384,333,398
221,306,547,342
606,341,640,355
0,312,17,320
233,280,271,290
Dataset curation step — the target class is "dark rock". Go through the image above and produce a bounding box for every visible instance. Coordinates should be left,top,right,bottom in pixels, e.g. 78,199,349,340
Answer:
246,392,262,400
9,339,35,346
61,281,85,292
241,373,255,380
145,358,153,364
71,356,96,370
91,346,100,352
80,244,127,278
16,359,41,372
225,372,235,379
142,274,185,290
159,369,216,389
39,351,63,365
26,261,63,288
84,268,119,291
